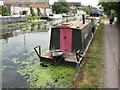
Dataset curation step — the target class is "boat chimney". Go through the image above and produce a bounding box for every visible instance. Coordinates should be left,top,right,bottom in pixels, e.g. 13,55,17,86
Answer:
82,15,85,24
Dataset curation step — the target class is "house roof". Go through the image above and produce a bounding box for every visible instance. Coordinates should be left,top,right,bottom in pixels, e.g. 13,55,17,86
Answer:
3,0,49,2
3,0,51,8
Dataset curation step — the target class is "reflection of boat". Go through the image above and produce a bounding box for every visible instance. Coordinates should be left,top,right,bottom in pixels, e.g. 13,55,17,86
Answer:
34,16,97,68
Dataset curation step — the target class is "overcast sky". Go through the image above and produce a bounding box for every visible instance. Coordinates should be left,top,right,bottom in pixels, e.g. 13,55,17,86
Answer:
66,0,100,7
49,0,100,7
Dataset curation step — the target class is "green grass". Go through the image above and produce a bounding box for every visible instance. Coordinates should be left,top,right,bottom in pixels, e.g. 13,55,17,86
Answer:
28,19,47,23
78,18,105,88
0,22,26,28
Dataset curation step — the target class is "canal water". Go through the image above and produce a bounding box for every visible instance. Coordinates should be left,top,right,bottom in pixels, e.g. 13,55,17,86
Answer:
1,17,79,88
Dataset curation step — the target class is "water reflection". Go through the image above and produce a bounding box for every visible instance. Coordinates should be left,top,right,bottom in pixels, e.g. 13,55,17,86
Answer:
1,17,78,88
1,17,78,40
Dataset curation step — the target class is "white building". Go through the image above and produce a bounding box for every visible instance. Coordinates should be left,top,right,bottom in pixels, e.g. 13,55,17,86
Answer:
0,1,4,5
2,0,54,16
77,10,87,15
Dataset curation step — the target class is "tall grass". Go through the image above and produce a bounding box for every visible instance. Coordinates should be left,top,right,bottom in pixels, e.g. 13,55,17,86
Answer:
2,17,105,88
79,18,105,88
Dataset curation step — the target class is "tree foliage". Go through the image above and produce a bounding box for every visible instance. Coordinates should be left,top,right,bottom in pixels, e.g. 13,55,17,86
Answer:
76,5,97,14
22,10,27,15
37,8,41,16
98,2,120,16
52,2,69,14
0,5,10,16
30,7,36,17
98,2,120,22
85,5,97,13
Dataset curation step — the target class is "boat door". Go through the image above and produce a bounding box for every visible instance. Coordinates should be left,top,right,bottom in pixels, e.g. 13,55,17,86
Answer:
60,28,72,52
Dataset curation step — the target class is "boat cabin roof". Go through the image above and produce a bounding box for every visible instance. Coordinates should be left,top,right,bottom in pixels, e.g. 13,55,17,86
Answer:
55,19,91,30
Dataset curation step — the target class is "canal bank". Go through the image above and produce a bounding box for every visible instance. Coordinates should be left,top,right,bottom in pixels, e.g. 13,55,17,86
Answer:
0,15,48,26
0,15,27,25
71,17,104,88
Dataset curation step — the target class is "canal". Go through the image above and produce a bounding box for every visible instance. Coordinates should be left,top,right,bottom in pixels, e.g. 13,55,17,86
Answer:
1,17,80,88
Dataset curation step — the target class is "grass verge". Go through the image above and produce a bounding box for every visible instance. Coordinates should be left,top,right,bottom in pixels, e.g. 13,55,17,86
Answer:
28,19,47,23
0,22,27,28
0,19,46,28
71,17,105,88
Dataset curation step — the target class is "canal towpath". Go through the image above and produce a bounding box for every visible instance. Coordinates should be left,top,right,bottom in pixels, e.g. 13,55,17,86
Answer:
102,17,118,88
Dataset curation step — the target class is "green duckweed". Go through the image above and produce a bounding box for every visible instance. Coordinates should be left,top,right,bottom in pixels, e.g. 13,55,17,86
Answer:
3,46,77,88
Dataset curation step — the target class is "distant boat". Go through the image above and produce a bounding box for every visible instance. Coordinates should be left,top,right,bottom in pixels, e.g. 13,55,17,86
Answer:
49,14,63,19
40,14,62,20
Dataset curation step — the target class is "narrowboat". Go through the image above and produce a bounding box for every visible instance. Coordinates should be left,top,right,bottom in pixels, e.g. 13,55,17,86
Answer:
34,16,97,68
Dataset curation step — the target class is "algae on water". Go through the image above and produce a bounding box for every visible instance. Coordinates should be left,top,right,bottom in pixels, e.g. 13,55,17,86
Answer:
3,47,77,88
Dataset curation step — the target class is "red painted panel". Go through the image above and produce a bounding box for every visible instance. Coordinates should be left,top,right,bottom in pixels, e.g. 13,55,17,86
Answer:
60,28,72,52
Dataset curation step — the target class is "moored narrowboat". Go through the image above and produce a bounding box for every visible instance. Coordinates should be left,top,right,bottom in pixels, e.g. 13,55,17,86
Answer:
34,17,97,68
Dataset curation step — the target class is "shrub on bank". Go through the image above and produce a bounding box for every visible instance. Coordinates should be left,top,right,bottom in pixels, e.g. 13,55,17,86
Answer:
27,16,42,21
30,7,36,17
4,13,10,16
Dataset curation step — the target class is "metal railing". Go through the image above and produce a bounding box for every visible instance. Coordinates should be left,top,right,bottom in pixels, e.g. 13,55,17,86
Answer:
34,45,41,59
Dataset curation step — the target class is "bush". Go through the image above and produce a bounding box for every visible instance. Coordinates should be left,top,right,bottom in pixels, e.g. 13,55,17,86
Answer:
27,16,32,21
4,13,10,16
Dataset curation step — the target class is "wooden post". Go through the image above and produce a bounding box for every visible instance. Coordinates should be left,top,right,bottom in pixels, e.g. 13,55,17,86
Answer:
82,14,85,24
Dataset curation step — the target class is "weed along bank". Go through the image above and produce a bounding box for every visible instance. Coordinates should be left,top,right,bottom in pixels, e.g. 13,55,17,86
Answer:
34,16,98,68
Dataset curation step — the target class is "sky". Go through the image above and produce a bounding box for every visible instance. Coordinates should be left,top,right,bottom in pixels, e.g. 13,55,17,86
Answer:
51,0,100,7
66,0,100,7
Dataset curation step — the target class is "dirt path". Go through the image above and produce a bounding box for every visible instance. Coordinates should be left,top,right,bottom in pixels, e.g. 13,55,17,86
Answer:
102,18,118,88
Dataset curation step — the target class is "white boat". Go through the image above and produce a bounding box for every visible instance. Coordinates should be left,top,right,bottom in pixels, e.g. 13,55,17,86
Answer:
48,14,63,19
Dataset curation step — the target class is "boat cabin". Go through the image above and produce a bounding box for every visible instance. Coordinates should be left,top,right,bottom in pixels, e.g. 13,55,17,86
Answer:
50,19,93,53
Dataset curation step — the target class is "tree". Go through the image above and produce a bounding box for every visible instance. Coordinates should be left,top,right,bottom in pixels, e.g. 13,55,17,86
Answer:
85,5,96,13
52,2,69,14
30,7,36,17
98,2,120,16
76,5,97,14
98,2,120,22
37,8,41,16
0,5,10,16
